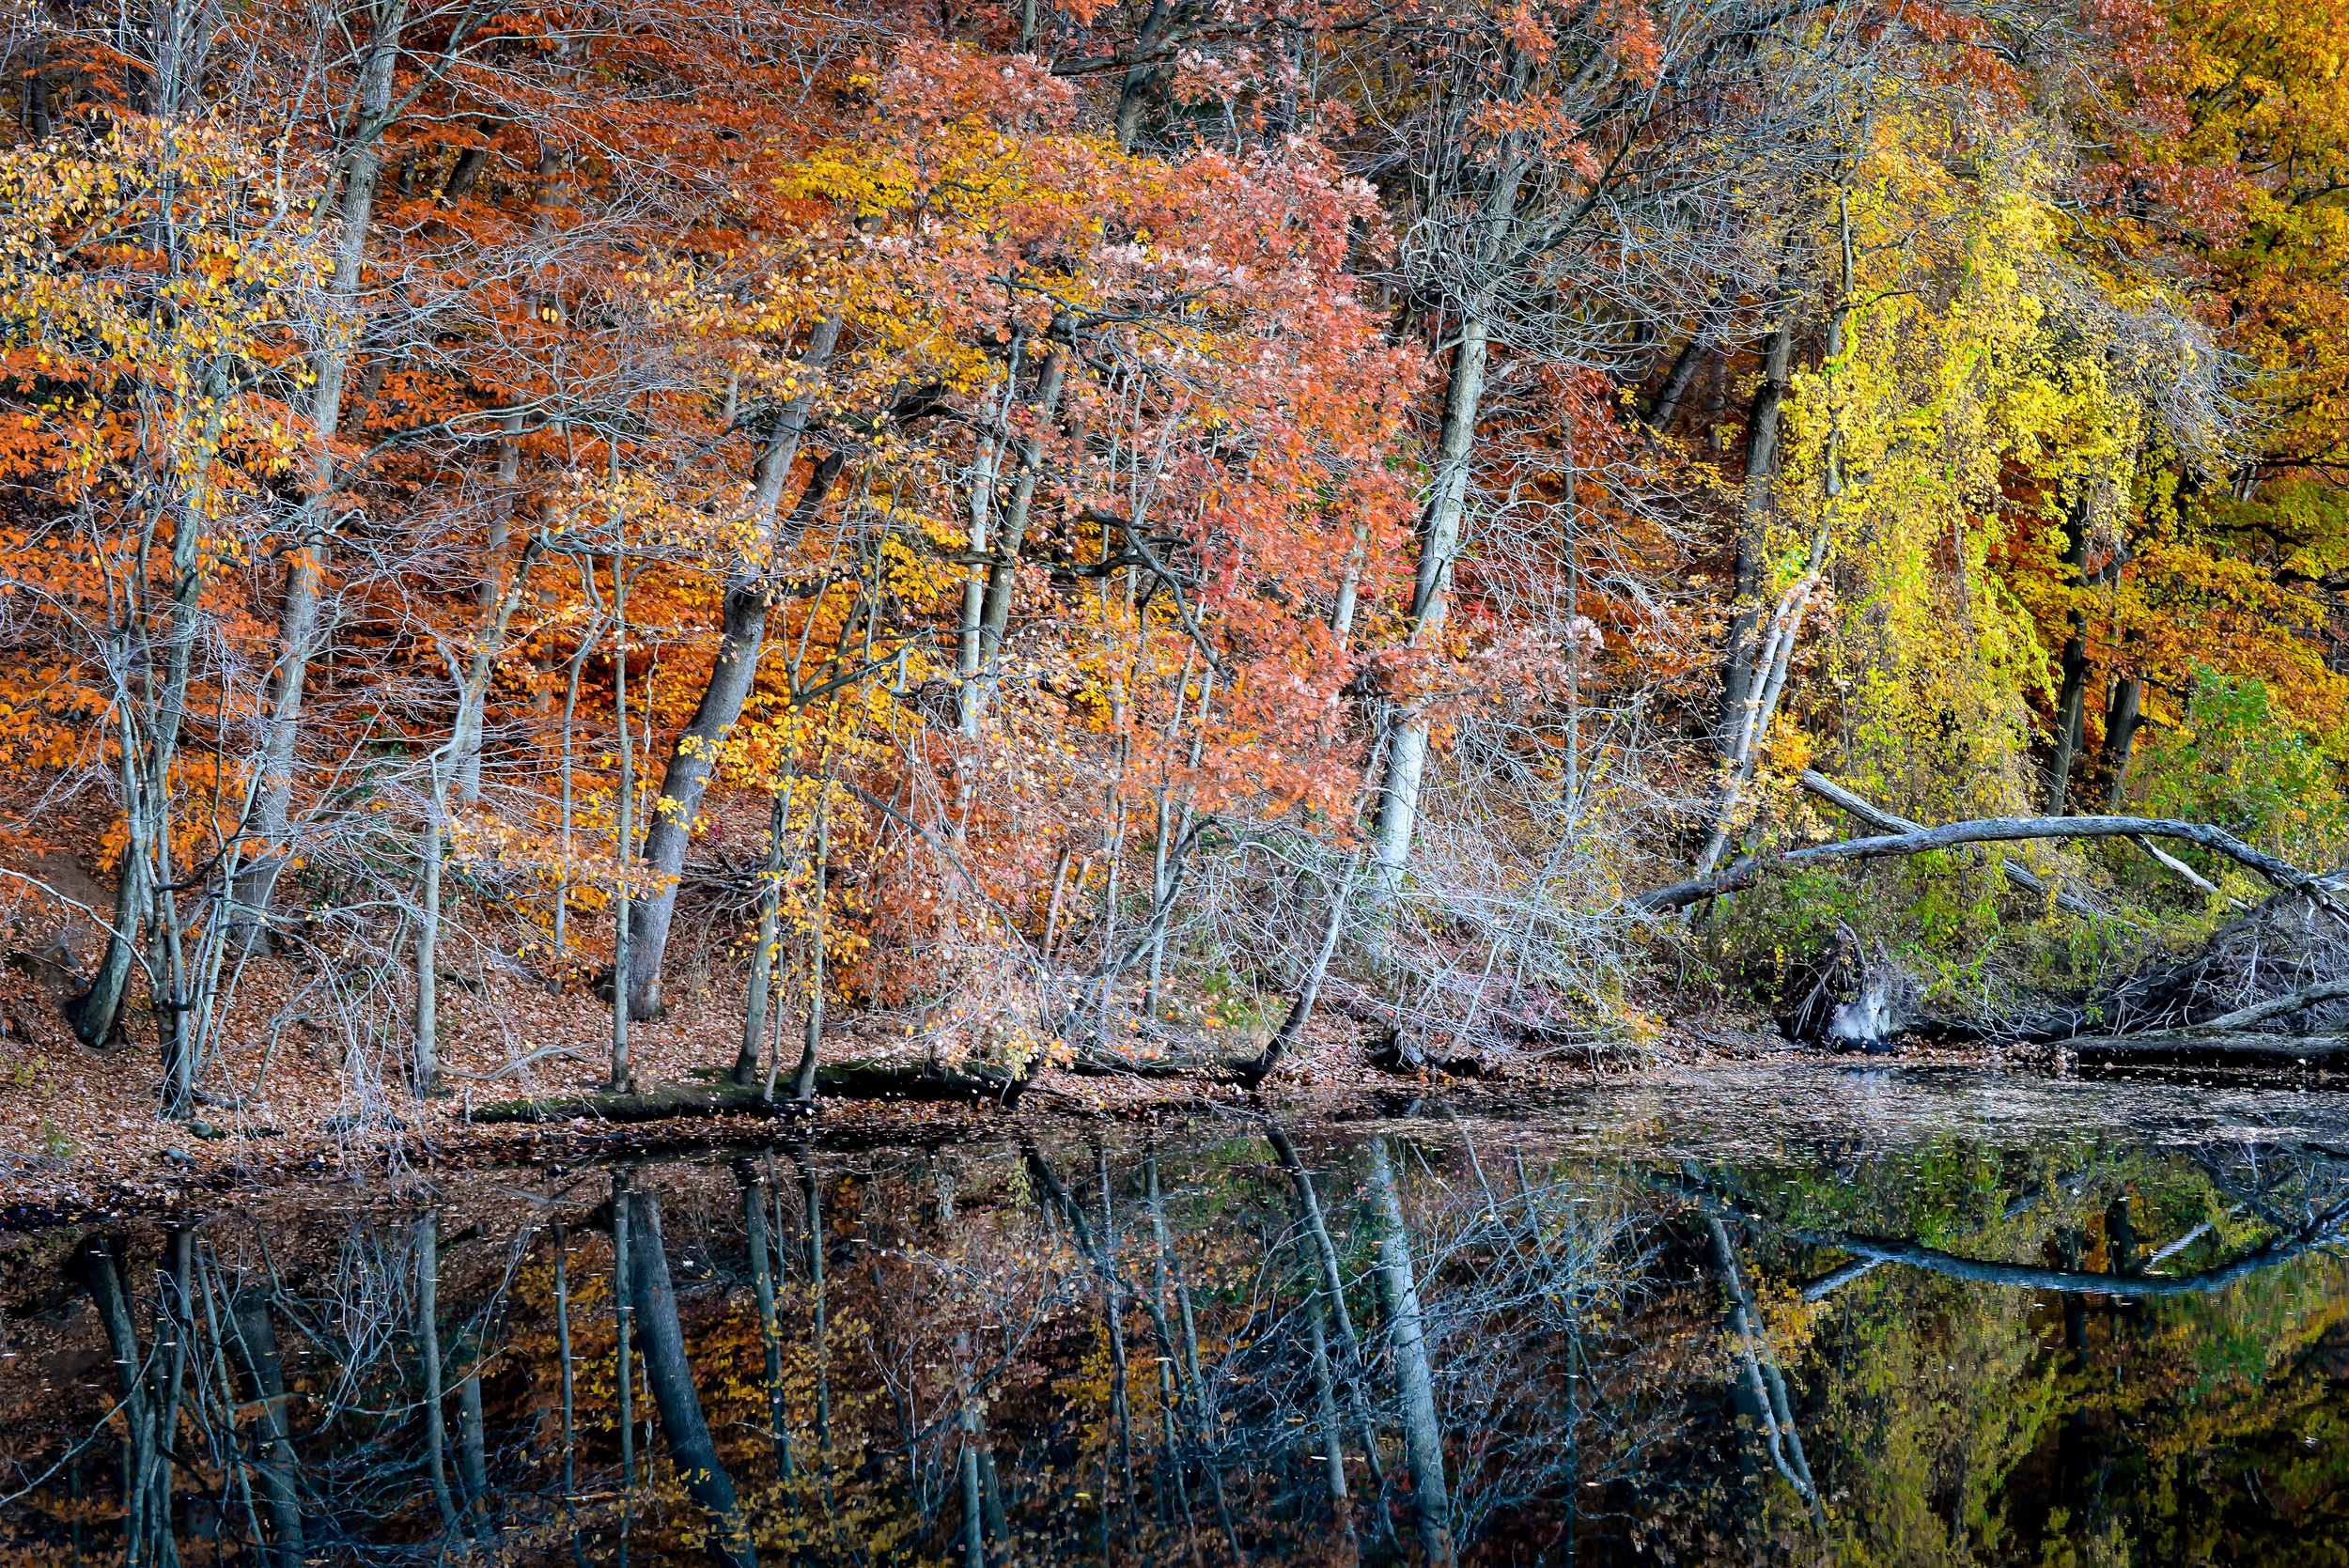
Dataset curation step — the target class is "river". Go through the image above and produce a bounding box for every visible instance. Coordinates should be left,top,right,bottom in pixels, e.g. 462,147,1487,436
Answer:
2,1062,2343,1563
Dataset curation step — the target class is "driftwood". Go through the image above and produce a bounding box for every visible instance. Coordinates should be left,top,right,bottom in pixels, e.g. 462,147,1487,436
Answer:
2046,1030,2349,1060
466,1059,1029,1124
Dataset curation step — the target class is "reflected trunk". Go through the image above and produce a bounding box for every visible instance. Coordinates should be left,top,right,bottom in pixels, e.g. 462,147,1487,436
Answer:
626,1185,758,1568
1368,1138,1453,1566
414,1211,461,1533
227,1285,305,1568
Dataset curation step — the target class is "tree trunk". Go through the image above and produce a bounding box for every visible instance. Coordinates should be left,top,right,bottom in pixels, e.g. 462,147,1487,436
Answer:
1306,1296,1357,1551
614,1172,636,1507
1638,810,2328,914
799,1157,832,1460
68,839,147,1048
959,1415,987,1568
1098,1153,1138,1528
154,1227,193,1563
414,801,443,1095
82,373,232,1063
1237,852,1361,1085
1703,1212,1826,1531
735,1159,794,1480
959,342,1021,697
1112,0,1174,150
1796,768,2122,923
953,1334,1003,1560
627,1186,759,1568
1367,1138,1452,1566
553,1219,579,1548
2100,673,2141,810
234,0,409,945
622,318,843,1020
611,553,634,1090
1718,309,1796,757
2046,489,2094,815
1642,295,1727,434
457,1365,494,1539
1373,314,1489,895
552,591,612,968
415,1211,461,1533
963,334,1068,729
1265,1126,1387,1499
70,1235,158,1567
734,786,792,1085
788,784,830,1102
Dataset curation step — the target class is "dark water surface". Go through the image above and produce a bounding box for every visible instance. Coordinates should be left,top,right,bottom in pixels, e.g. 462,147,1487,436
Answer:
4,1063,2345,1564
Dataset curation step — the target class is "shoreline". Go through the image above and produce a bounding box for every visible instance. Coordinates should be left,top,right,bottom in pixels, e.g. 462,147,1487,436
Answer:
4,1032,2339,1233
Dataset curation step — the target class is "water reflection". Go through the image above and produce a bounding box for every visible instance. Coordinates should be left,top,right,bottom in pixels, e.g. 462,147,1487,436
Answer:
4,1075,2347,1563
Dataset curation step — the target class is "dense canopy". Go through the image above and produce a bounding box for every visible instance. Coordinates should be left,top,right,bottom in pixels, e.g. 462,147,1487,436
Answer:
1,0,2347,1128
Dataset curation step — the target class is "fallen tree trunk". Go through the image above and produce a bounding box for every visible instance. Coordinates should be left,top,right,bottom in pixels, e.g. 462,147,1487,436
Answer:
1796,771,2127,924
2193,976,2349,1032
2046,1029,2349,1059
1637,812,2337,916
1066,1048,1221,1079
466,1060,1027,1124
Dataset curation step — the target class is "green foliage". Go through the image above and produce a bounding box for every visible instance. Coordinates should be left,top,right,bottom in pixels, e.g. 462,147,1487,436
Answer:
2124,665,2349,869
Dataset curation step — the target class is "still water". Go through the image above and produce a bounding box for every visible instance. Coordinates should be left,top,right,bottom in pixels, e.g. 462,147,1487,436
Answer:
2,1063,2344,1564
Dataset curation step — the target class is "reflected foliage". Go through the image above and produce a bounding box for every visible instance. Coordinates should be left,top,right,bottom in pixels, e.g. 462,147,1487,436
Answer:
3,1083,2347,1564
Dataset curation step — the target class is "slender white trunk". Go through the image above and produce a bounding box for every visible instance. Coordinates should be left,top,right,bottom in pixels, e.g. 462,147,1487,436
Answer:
237,0,409,940
1373,314,1488,897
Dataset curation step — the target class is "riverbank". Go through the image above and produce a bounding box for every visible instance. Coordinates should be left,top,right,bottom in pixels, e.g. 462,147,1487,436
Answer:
7,989,2339,1232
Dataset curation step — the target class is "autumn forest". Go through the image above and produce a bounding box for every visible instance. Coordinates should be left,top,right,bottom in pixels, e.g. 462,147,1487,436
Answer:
2,0,2349,1153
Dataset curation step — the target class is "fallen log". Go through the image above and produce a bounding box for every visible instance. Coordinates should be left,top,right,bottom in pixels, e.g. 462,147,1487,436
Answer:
2046,1029,2349,1060
1637,812,2339,917
466,1060,1028,1124
2194,977,2349,1032
1067,1049,1221,1079
1797,771,2128,925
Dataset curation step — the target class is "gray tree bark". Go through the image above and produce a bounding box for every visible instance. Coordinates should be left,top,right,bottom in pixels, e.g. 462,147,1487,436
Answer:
70,1235,160,1566
733,786,793,1085
235,0,411,944
735,1159,794,1479
1306,1296,1357,1549
415,1211,461,1534
622,318,842,1020
1266,1126,1388,1503
1372,314,1488,896
1717,307,1796,758
1638,812,2332,914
